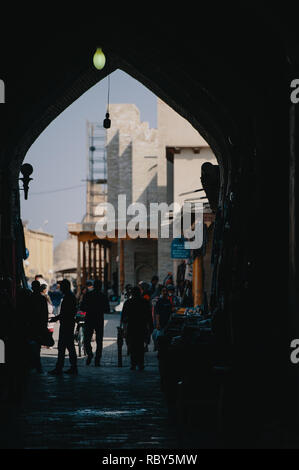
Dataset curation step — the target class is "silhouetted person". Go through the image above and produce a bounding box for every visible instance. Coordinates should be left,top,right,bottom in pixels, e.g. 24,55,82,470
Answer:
27,280,49,373
48,279,78,375
48,284,63,316
155,286,172,332
182,280,193,307
80,279,110,366
34,274,48,290
166,284,181,311
121,286,153,371
148,275,159,298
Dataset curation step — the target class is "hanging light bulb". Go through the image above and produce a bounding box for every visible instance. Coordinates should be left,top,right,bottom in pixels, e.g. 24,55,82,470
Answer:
93,47,106,70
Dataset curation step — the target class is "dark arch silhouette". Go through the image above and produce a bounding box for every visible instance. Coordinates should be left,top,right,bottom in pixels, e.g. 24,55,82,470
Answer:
0,5,297,448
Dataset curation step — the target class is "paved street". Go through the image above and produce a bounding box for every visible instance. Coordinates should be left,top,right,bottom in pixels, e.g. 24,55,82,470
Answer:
16,314,181,449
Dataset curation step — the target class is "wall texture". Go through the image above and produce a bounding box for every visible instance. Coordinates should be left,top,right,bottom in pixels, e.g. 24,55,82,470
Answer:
106,100,217,287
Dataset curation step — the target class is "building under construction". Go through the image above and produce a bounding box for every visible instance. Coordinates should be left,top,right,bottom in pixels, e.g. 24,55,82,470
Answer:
68,121,114,291
85,121,107,223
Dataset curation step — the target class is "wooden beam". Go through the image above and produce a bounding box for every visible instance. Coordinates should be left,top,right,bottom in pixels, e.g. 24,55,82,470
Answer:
167,146,181,154
104,245,107,291
76,237,81,292
192,254,204,306
99,243,102,281
93,241,97,279
119,239,125,294
88,241,92,280
72,230,158,243
107,246,111,284
82,241,86,286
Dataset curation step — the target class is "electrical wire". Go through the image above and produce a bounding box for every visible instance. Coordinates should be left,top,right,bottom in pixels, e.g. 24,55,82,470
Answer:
30,184,85,195
107,74,110,112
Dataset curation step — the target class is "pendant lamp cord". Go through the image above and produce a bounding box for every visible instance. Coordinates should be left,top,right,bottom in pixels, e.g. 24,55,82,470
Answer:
107,75,110,114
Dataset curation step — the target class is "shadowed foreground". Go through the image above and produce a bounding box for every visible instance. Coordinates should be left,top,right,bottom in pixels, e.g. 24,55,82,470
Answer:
17,314,180,449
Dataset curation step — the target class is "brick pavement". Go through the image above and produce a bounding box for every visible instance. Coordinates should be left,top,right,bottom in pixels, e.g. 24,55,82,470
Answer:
9,314,299,449
43,313,156,368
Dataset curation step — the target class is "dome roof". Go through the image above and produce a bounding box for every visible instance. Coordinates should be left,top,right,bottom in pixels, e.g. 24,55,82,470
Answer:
54,238,77,272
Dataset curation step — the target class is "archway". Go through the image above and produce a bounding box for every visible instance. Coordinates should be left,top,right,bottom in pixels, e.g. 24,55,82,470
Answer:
0,7,294,448
135,264,154,285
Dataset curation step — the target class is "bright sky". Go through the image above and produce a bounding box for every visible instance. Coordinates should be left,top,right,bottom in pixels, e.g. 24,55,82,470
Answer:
21,70,157,247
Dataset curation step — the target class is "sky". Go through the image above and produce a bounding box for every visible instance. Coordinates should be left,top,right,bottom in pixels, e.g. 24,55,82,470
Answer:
21,70,158,247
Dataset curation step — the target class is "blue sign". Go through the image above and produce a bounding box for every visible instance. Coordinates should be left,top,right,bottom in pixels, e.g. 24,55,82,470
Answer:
24,248,29,260
171,238,190,259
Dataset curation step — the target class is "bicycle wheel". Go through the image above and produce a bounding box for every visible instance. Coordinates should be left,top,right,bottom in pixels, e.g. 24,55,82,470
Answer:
78,326,85,357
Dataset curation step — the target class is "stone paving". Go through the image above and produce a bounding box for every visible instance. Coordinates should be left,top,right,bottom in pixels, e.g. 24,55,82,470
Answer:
16,314,181,449
42,313,157,368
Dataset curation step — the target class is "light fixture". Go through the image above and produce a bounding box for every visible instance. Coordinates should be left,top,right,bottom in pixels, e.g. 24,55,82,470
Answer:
19,163,33,200
103,112,111,129
93,47,106,70
103,74,111,129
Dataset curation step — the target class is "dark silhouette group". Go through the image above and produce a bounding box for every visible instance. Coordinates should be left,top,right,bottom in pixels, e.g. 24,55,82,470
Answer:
48,279,78,375
22,271,182,375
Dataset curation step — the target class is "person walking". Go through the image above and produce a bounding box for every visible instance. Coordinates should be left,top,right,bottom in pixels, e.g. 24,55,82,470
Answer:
121,286,153,371
148,275,159,299
41,284,54,348
27,280,49,373
48,279,78,375
78,285,87,304
80,279,110,367
155,286,173,333
137,281,152,351
138,281,151,301
150,284,163,350
34,274,48,290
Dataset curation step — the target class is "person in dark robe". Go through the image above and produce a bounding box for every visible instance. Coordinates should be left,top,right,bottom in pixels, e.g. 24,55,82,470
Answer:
121,286,153,371
48,279,78,375
155,286,173,332
27,280,49,373
80,279,110,366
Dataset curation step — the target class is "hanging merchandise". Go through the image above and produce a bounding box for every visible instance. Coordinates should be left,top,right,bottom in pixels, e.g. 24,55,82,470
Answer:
163,272,174,286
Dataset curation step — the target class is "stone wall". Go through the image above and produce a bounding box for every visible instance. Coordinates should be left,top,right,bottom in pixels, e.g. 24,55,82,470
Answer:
23,226,54,284
106,100,217,290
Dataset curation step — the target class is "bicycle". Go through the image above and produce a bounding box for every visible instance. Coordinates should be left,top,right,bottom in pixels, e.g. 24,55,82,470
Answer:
75,311,86,357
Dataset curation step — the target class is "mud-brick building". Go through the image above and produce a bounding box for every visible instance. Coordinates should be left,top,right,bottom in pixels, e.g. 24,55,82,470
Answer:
23,222,54,285
69,98,217,293
106,99,217,290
